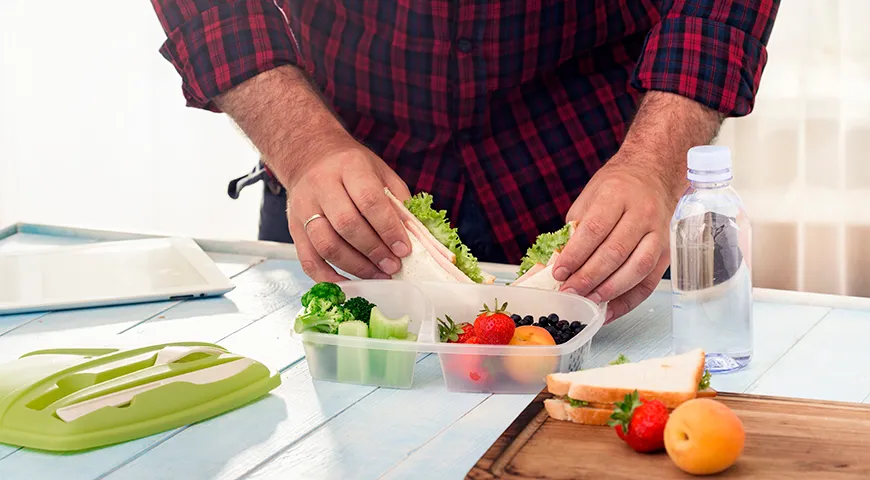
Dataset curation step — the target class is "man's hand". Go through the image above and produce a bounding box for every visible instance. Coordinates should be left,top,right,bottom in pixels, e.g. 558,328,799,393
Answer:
214,66,412,281
553,92,724,323
284,142,413,282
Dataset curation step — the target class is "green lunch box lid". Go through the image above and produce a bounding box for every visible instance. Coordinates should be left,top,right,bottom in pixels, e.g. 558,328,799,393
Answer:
0,341,281,452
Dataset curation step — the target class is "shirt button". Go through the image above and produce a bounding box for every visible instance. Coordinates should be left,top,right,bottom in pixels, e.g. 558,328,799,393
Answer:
456,37,473,53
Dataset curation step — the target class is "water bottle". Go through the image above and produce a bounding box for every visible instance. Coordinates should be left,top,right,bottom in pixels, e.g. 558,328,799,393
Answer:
670,146,753,374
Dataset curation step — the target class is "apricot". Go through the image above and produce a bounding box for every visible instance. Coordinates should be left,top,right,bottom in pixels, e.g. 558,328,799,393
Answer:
503,326,558,383
664,398,745,475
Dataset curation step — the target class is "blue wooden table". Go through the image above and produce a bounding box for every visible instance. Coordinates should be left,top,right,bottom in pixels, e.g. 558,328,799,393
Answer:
2,223,870,480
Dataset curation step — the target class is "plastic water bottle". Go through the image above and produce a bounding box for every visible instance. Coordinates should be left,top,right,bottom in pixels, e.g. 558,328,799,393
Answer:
670,146,753,374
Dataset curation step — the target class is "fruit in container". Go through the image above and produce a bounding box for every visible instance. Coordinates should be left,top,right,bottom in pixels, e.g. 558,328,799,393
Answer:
438,315,476,343
664,398,745,475
503,326,558,383
473,299,515,345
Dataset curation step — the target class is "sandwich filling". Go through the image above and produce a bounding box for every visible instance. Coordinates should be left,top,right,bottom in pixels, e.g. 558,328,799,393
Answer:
387,189,491,283
514,221,576,280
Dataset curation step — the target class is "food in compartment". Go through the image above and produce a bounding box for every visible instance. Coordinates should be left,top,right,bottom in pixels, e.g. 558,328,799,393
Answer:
385,188,496,284
510,311,587,345
473,300,516,345
510,220,579,291
295,282,418,386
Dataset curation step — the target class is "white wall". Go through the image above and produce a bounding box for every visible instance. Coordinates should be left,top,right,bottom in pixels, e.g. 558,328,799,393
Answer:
0,1,262,240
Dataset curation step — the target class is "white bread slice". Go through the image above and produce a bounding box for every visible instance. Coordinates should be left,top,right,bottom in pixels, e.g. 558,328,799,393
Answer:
543,399,613,426
546,349,706,409
391,228,467,283
513,263,561,291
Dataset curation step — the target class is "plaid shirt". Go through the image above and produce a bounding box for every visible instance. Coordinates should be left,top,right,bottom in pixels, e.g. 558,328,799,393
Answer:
151,0,779,263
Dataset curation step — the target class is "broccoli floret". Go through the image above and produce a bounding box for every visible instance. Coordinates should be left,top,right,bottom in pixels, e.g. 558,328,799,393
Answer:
301,282,346,308
294,298,355,334
343,296,376,324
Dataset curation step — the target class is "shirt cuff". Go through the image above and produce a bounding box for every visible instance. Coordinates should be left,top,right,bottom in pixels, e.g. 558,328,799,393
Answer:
631,16,769,118
157,1,300,112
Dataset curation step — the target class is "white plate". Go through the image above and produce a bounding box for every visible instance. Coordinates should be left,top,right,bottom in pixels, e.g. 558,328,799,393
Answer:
0,237,234,315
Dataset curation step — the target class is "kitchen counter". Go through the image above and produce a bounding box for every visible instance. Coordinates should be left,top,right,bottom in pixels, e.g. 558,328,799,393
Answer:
1,223,869,480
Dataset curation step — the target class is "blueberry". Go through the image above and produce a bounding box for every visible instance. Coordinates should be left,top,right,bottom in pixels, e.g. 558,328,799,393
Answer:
557,320,569,330
570,321,582,330
545,327,558,337
511,314,521,322
523,315,534,324
577,323,587,332
548,313,560,323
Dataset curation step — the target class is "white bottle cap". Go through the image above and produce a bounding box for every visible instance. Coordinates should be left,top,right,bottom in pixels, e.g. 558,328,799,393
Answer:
687,145,732,182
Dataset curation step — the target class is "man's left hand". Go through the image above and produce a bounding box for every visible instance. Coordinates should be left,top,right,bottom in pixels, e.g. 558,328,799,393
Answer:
552,156,678,324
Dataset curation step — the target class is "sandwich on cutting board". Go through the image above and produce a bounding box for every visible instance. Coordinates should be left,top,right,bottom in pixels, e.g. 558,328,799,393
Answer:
544,348,714,425
510,220,579,291
385,188,495,284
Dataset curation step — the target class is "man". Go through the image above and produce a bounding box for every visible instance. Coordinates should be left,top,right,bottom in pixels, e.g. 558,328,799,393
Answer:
150,1,779,322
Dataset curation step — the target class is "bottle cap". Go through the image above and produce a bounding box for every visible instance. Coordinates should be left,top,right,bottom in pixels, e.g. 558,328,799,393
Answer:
687,145,732,182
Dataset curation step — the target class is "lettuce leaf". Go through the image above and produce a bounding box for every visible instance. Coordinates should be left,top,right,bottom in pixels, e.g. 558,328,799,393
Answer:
404,192,484,283
516,223,573,277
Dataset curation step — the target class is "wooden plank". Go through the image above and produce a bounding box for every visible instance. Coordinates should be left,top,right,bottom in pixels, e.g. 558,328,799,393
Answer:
235,355,491,480
0,257,279,363
746,308,870,403
0,312,45,337
96,361,387,480
469,392,870,479
711,302,830,394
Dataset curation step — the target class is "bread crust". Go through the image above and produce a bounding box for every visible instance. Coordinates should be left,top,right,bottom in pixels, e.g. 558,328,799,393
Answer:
543,399,612,425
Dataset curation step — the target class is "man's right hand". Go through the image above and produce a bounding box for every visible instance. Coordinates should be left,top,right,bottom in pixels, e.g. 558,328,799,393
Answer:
213,66,411,282
284,142,412,282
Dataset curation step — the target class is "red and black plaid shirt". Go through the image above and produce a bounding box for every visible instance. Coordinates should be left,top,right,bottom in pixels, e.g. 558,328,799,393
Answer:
151,0,779,263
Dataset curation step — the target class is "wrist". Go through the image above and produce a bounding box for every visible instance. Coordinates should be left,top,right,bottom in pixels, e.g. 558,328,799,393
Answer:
614,91,722,199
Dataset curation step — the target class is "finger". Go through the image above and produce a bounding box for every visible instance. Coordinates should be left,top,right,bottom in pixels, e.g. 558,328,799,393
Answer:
604,254,669,324
383,173,412,201
318,185,405,275
553,204,624,282
305,214,391,280
559,216,646,297
342,171,412,260
587,232,663,302
288,218,347,283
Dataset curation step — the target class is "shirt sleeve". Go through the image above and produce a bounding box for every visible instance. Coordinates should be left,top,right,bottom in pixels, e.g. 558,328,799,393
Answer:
632,0,781,117
150,0,301,112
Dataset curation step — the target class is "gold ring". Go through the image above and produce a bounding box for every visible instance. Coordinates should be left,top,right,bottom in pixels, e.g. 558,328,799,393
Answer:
303,213,324,230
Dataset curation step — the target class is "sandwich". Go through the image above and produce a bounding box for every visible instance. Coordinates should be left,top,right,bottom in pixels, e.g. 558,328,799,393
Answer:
510,221,579,290
385,188,495,284
544,349,713,425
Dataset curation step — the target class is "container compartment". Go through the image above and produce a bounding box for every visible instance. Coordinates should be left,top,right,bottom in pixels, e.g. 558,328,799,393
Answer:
299,281,433,389
417,281,605,394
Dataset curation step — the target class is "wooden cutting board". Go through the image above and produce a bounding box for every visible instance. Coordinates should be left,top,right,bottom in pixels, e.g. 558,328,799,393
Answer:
468,391,870,479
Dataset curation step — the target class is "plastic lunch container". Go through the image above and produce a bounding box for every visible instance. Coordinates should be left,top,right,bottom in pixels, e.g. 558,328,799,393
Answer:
296,280,606,394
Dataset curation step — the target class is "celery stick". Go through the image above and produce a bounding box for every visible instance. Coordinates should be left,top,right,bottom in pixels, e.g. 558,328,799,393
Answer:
369,307,410,339
383,333,418,388
337,320,370,384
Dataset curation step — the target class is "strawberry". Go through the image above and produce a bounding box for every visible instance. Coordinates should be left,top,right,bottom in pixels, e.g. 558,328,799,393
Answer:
607,390,669,453
444,352,489,384
473,299,516,345
437,315,476,343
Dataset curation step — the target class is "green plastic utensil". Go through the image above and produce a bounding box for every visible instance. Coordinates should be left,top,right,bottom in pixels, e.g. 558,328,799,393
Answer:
0,342,281,452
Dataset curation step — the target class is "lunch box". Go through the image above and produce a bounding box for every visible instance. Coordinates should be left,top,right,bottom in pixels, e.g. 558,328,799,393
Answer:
295,280,606,394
